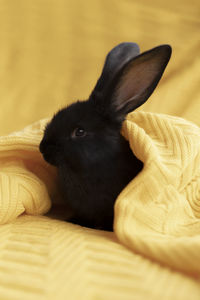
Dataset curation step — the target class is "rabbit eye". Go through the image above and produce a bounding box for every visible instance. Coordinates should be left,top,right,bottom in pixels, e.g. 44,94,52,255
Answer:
72,127,86,138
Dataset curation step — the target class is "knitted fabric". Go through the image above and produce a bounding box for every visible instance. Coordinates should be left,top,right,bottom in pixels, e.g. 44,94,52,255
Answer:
0,111,200,299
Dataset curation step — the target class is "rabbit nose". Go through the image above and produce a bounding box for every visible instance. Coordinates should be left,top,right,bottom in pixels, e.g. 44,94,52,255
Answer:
39,138,60,166
39,139,46,154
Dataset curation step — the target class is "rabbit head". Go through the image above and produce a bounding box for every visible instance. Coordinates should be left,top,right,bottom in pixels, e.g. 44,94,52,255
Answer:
40,42,171,170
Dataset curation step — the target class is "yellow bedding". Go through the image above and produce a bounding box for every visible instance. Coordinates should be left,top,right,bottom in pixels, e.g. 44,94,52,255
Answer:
0,1,200,299
1,112,200,299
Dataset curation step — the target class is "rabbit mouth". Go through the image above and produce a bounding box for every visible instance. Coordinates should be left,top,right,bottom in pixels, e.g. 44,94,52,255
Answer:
41,150,57,166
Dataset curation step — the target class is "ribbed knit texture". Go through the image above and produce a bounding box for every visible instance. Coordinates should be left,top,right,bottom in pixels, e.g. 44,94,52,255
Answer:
116,112,200,274
0,112,200,300
0,0,200,299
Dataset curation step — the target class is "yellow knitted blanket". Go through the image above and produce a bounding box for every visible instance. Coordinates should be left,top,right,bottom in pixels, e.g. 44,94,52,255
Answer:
0,112,200,299
1,0,200,299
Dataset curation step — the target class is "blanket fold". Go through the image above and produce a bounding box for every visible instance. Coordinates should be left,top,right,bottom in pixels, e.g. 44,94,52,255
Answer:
0,120,54,224
1,111,200,277
115,112,200,274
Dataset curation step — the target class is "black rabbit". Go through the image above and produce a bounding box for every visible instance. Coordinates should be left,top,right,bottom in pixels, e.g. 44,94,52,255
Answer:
39,42,172,231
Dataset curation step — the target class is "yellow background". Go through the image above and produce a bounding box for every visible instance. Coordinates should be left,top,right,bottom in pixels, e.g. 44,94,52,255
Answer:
0,0,200,135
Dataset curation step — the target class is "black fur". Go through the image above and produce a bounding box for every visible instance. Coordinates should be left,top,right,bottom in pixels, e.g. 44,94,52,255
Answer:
39,42,172,231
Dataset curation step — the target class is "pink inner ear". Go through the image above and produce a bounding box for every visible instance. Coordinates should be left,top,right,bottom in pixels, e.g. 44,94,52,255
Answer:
115,57,162,110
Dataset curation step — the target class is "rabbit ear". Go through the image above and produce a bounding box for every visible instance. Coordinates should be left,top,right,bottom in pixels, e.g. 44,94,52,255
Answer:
91,43,171,122
92,42,140,98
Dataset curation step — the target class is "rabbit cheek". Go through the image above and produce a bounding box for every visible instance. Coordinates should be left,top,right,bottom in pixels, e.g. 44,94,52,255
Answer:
62,148,85,171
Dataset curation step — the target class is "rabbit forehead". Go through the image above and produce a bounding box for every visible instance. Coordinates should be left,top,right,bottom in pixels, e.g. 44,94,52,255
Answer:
51,100,105,134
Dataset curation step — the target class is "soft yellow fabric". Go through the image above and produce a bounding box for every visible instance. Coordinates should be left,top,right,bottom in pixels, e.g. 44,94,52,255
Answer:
0,120,52,224
117,112,200,275
0,0,200,299
0,113,200,300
